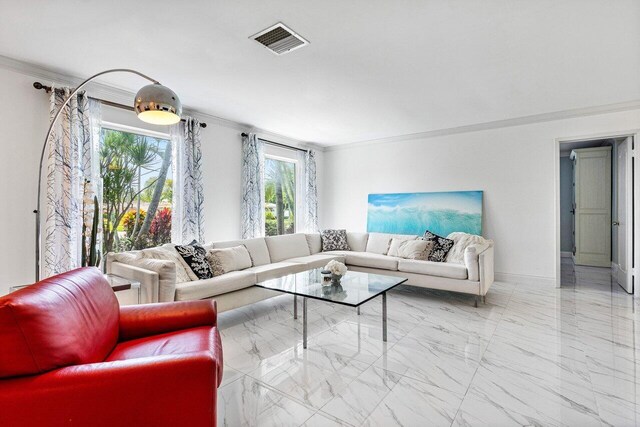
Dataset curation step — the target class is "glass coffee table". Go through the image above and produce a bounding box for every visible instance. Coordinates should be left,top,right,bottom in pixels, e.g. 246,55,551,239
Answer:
255,268,407,349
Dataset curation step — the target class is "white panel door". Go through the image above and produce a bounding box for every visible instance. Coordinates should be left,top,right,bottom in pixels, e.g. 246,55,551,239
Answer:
573,147,611,267
617,137,633,292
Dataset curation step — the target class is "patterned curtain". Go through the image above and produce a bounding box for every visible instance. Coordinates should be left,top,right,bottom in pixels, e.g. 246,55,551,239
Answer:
241,133,265,239
44,88,102,278
297,149,319,233
171,117,205,244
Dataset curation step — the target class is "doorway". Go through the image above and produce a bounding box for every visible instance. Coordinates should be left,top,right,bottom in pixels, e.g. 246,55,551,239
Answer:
558,136,635,293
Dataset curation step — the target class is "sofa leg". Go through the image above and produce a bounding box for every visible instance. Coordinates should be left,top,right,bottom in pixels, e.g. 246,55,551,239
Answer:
474,295,479,308
482,295,486,305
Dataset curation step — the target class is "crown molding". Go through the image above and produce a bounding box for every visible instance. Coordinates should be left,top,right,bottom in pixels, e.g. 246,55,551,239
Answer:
4,54,638,154
324,100,640,152
0,54,322,150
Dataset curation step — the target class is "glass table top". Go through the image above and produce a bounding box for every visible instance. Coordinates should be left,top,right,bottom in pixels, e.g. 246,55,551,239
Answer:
254,268,407,307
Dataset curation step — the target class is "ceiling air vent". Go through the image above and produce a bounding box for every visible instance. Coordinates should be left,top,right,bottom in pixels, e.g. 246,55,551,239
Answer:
251,23,309,55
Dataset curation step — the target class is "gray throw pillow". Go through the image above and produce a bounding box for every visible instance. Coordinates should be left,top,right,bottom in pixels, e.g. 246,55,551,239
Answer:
321,229,351,251
206,245,253,276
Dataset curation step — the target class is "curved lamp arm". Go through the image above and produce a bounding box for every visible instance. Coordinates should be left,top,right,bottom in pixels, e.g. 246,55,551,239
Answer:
35,69,161,281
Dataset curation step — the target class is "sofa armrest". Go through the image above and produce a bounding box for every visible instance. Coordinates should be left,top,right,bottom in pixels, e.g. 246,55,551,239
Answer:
479,245,495,296
0,351,219,426
463,242,491,282
110,261,159,304
119,300,218,341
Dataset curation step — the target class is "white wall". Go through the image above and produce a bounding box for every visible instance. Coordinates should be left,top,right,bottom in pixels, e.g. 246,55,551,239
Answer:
0,65,321,295
0,67,49,294
321,110,640,284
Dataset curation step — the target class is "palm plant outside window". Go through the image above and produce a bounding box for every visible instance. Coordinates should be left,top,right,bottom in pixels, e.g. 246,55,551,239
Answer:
100,128,173,253
264,157,296,236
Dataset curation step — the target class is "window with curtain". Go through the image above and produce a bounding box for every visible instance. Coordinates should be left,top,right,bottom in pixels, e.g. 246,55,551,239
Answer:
264,155,297,236
100,126,173,254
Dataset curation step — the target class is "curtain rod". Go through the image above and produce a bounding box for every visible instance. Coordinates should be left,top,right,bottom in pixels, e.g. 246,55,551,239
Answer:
241,132,308,153
33,82,207,128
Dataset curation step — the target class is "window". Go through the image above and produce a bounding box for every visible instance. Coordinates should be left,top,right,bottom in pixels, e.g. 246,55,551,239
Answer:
100,127,173,253
264,156,296,236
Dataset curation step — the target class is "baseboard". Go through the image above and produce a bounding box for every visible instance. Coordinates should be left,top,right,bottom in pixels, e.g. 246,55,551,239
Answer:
561,251,573,258
494,272,557,287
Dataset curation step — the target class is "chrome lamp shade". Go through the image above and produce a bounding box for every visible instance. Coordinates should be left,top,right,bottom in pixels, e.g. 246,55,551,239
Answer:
134,83,182,125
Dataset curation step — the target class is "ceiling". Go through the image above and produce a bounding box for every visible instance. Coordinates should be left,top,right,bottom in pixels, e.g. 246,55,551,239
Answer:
1,1,639,146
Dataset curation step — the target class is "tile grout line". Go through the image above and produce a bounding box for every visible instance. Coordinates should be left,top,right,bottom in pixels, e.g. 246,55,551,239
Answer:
448,283,516,426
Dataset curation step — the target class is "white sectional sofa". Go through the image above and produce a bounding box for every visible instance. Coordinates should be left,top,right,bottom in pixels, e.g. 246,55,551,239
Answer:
106,231,494,311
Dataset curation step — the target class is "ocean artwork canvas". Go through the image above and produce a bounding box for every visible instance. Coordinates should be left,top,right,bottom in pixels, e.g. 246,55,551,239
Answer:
367,191,483,237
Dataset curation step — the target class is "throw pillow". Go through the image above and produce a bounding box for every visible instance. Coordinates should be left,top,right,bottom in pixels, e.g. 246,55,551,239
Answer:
445,232,489,264
321,229,351,251
365,233,393,255
423,230,455,262
141,246,192,283
206,245,253,276
388,239,434,260
174,241,213,280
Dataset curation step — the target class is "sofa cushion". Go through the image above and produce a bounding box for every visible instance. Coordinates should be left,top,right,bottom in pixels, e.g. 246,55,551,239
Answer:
423,231,455,263
365,233,416,255
305,233,322,254
345,252,400,271
246,262,307,282
106,326,216,362
321,229,350,251
365,233,393,255
174,271,256,301
175,242,213,280
322,250,350,257
398,259,468,280
141,246,191,283
388,238,431,259
346,232,369,252
127,258,177,303
265,234,311,263
212,237,271,267
287,254,347,269
106,251,142,274
206,245,252,276
446,232,490,264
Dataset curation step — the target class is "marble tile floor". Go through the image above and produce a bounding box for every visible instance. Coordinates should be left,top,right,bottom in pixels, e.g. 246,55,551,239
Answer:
217,259,640,426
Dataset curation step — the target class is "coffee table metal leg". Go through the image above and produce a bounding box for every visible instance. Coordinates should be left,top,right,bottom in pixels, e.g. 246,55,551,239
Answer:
357,306,360,315
294,295,298,319
382,292,387,342
303,297,308,349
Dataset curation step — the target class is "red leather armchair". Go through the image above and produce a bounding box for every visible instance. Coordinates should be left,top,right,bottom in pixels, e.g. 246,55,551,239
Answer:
0,267,223,427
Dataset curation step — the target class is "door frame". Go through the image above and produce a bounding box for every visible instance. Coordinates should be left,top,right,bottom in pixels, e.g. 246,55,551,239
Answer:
554,129,640,291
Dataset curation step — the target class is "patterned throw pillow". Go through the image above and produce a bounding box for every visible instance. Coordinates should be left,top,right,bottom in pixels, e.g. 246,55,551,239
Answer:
388,239,434,261
206,245,252,277
321,229,351,252
423,231,455,262
174,241,213,280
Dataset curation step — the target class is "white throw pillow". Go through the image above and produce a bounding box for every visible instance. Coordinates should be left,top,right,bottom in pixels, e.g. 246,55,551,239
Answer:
365,233,393,255
206,245,253,276
388,239,434,260
141,246,192,283
445,232,489,264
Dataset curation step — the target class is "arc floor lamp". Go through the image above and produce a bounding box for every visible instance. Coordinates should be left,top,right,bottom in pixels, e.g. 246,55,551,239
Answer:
34,69,182,281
